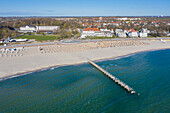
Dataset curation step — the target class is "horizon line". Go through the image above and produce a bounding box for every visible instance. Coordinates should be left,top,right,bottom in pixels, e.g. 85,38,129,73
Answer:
1,15,170,18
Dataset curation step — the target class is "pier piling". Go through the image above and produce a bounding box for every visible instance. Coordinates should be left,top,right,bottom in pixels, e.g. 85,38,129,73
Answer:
88,59,136,94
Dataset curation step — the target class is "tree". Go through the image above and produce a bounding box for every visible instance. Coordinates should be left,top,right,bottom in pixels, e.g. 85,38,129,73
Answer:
64,23,67,28
74,33,81,39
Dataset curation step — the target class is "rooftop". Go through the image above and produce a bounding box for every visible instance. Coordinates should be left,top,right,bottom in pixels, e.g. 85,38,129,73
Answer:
83,28,100,32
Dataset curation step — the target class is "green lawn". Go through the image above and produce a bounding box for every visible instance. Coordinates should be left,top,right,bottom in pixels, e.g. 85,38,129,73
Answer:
16,35,58,41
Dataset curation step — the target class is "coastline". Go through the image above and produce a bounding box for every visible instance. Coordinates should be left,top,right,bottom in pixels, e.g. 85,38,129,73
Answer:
0,48,170,81
0,40,170,81
94,47,170,62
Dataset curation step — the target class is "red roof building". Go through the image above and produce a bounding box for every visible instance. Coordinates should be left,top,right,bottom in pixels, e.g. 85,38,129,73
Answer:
83,28,100,32
129,29,137,32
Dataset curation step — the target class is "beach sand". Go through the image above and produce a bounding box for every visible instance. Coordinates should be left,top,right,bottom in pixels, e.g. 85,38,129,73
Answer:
0,40,170,79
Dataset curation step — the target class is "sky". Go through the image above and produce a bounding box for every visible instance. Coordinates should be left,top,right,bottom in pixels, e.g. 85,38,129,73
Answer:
0,0,170,16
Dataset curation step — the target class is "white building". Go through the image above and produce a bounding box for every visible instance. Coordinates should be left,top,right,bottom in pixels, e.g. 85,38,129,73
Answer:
129,32,138,38
115,29,127,37
115,29,123,33
19,25,60,33
116,17,141,21
36,26,60,31
147,30,151,34
82,28,100,37
138,32,147,38
81,28,112,38
99,28,113,34
128,29,138,38
167,23,170,26
141,28,147,33
19,25,36,33
138,28,148,38
117,32,127,37
104,32,113,37
116,17,128,21
111,29,114,33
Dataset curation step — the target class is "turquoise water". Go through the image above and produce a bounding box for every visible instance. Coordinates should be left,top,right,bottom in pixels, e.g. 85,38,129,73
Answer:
0,49,169,113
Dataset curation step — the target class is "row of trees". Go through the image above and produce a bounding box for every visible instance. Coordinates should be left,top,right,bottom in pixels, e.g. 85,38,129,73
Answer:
0,28,20,39
1,18,83,29
0,18,83,39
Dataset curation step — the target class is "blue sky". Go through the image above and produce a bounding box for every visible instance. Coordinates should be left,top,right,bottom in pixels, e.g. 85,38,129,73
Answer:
0,0,170,16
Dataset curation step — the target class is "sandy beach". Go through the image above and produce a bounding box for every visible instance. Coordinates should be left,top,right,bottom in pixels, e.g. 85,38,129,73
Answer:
0,39,170,80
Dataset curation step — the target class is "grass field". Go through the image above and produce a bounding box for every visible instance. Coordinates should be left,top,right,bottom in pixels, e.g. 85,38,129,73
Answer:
16,35,58,41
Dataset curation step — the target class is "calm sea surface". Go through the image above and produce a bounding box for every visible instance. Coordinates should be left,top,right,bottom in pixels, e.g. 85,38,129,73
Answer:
0,49,169,113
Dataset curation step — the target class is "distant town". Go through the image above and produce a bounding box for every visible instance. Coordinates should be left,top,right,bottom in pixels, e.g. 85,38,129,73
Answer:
0,16,170,43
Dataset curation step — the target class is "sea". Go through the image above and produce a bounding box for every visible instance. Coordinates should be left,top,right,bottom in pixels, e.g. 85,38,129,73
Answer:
0,49,169,113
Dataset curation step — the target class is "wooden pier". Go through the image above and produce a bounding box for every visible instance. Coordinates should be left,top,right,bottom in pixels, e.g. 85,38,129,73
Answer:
88,60,136,94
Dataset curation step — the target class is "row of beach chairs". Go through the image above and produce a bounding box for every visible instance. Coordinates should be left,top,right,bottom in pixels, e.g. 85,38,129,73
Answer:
40,41,150,54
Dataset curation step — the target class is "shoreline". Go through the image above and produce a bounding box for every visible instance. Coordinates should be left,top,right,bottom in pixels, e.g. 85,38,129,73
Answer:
0,47,169,81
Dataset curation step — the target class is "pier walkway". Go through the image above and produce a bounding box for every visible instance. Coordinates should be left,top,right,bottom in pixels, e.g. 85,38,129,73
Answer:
88,59,136,94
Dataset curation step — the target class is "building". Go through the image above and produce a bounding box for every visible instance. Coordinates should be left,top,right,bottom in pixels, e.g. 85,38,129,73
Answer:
138,32,148,38
116,17,128,21
167,23,170,26
100,29,113,37
81,28,112,38
19,25,60,33
104,31,113,37
138,28,148,38
81,28,101,38
36,26,60,32
115,29,127,37
19,25,36,33
99,17,103,20
117,32,127,37
100,28,111,32
116,17,141,21
115,29,123,34
55,18,78,21
128,29,138,38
